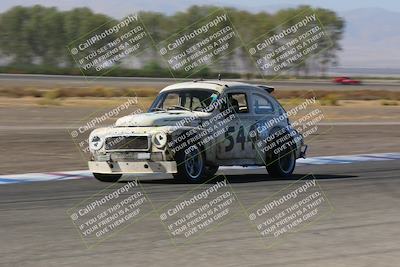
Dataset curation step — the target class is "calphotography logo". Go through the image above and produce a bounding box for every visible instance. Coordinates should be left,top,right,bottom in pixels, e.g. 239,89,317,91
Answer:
67,14,152,78
77,15,139,52
155,177,243,244
246,175,333,248
68,97,142,157
67,180,154,248
245,9,333,79
156,9,242,78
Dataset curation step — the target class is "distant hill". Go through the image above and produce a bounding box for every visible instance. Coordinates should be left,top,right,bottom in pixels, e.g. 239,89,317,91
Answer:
338,8,400,69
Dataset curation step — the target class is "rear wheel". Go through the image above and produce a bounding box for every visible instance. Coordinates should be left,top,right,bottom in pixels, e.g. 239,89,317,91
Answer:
266,148,296,178
93,173,122,183
265,128,296,178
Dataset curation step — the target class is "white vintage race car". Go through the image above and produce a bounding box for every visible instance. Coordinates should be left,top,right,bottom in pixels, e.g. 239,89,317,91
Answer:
88,80,307,183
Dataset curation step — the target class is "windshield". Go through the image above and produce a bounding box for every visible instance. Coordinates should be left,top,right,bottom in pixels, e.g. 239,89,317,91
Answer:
149,89,219,112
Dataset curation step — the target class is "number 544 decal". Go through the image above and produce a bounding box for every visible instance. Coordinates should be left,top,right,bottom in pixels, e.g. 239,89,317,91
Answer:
225,125,256,152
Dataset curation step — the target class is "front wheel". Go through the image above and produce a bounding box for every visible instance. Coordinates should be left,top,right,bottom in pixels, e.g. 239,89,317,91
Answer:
173,144,207,183
266,148,296,178
93,173,122,183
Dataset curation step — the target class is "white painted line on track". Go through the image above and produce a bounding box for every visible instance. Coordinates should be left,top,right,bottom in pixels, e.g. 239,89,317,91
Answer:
0,152,399,185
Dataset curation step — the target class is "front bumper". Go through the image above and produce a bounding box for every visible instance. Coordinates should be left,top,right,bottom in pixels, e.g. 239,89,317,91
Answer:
88,161,177,174
300,144,308,158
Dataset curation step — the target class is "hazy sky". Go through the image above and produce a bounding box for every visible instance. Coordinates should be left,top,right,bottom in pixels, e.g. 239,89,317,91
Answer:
0,0,399,17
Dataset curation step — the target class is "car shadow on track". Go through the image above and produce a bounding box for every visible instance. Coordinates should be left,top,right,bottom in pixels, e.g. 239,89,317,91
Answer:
124,173,358,185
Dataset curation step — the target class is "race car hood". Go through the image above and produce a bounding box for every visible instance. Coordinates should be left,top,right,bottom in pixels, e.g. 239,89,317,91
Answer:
115,110,210,127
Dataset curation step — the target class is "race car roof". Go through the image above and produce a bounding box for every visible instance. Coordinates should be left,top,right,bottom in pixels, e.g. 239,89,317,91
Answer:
160,80,258,93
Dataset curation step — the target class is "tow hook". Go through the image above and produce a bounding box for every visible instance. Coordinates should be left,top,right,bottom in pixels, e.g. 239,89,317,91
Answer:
106,159,114,169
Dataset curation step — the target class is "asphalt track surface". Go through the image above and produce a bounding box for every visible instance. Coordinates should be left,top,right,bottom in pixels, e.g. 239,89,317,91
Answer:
1,73,399,90
1,160,399,266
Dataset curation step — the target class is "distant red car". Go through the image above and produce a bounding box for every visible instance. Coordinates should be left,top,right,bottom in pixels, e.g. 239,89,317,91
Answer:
333,76,361,85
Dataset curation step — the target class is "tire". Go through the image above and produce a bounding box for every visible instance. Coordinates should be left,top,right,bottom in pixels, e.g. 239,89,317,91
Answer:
173,144,207,183
266,147,296,178
265,128,296,178
93,173,122,183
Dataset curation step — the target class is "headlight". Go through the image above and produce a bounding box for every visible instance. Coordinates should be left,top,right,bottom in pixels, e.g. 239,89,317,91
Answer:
89,135,104,151
152,132,167,149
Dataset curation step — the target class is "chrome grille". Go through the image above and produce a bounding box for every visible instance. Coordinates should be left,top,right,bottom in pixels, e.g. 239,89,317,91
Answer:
105,136,149,151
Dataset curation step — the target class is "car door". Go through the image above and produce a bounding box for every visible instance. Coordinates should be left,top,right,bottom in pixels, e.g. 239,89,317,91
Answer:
216,89,256,161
